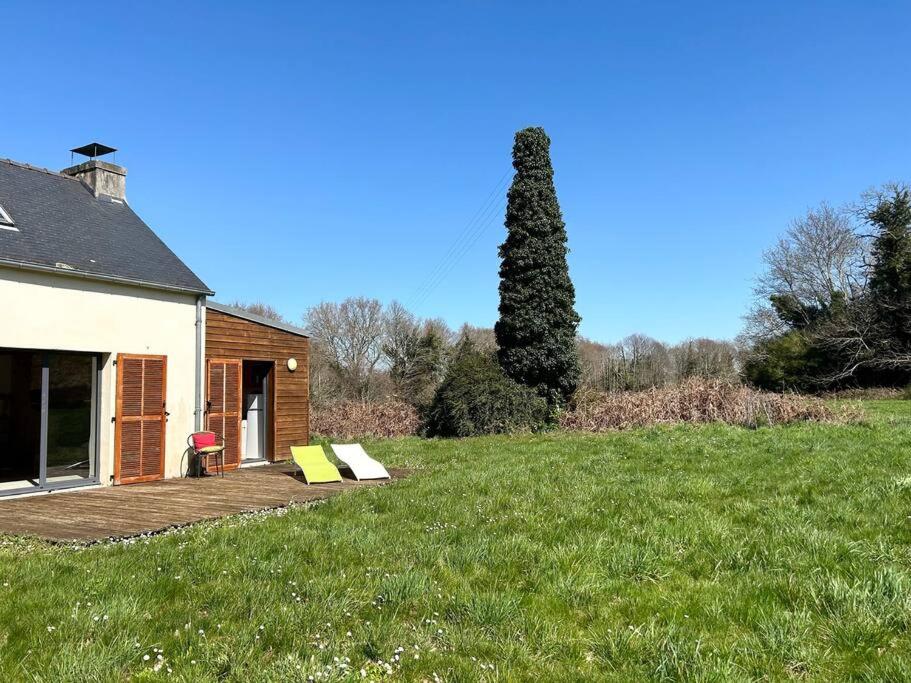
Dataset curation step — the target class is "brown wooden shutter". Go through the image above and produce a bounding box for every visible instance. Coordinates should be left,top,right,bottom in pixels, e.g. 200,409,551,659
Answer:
206,359,241,471
115,354,167,484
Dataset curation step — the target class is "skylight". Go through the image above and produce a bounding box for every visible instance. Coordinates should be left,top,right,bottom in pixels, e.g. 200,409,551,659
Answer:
0,203,15,231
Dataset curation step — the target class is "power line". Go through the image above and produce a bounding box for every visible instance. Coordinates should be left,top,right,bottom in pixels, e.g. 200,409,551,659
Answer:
410,195,507,310
411,194,508,310
406,170,511,310
406,170,509,308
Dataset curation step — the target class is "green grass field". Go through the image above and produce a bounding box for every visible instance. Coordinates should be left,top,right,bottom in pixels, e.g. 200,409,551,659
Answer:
1,401,909,681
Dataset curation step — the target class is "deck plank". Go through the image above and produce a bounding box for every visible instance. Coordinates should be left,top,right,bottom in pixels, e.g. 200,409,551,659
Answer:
0,465,407,542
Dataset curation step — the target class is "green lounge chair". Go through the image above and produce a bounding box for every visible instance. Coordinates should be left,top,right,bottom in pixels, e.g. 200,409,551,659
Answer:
290,445,343,484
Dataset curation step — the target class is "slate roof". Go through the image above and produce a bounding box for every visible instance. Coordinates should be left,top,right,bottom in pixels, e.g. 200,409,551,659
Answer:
0,158,212,295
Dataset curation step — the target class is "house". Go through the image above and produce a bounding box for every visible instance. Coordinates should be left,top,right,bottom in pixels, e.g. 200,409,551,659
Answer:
0,144,309,497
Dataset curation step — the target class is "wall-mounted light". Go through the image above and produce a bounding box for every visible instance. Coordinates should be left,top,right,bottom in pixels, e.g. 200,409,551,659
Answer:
287,357,298,372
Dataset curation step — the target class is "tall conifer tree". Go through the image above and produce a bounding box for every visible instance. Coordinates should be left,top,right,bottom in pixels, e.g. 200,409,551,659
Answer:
495,127,581,405
867,188,911,350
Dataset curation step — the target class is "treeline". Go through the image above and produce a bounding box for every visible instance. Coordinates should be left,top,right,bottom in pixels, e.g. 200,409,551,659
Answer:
578,335,739,392
740,185,911,392
304,297,738,408
307,298,559,408
229,297,738,408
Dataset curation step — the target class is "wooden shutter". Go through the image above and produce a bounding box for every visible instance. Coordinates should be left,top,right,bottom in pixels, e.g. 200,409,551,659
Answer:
115,354,167,484
206,359,241,471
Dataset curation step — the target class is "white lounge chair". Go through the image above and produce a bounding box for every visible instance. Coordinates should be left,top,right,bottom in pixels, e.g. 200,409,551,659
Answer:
330,443,390,481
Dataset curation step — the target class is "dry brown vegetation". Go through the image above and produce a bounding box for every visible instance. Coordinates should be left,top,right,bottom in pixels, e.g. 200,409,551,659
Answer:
560,379,857,431
311,380,862,438
311,400,421,439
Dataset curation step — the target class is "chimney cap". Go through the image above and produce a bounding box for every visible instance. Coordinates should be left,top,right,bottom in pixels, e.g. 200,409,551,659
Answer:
70,142,117,159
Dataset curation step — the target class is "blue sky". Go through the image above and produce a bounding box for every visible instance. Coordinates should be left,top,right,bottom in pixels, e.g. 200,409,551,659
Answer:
3,2,910,343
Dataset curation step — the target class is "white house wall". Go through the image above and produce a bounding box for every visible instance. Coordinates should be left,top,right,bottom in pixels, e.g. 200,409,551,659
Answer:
0,266,202,484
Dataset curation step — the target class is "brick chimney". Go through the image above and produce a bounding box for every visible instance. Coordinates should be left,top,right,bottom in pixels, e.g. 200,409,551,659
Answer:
61,143,127,201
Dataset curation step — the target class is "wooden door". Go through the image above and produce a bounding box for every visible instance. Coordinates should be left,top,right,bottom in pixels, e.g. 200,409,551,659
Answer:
206,359,241,471
115,354,167,484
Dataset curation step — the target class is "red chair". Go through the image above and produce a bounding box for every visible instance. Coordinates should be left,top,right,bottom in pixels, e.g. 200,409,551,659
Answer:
188,431,226,477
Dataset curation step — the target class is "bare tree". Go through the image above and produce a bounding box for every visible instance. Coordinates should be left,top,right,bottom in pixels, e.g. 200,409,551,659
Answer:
579,334,739,392
308,340,344,408
305,297,386,401
424,317,457,347
383,303,453,406
810,296,886,382
745,202,867,343
383,302,425,401
670,338,739,382
757,203,866,306
226,300,288,323
383,301,420,368
457,324,497,355
617,334,671,390
578,337,609,389
577,338,627,392
810,186,911,382
740,191,911,389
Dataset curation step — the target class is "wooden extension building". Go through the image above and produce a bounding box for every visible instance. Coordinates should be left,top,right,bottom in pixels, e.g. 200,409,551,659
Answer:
204,302,310,470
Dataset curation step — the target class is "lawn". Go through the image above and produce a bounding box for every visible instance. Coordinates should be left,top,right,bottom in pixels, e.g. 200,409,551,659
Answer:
1,401,909,681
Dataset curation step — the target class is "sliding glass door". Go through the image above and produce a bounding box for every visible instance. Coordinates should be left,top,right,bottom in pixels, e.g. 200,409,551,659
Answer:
0,351,42,491
0,349,99,495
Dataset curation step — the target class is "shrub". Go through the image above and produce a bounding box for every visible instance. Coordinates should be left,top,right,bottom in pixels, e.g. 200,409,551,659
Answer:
311,401,420,439
741,330,831,393
560,379,857,431
903,384,911,401
425,347,549,437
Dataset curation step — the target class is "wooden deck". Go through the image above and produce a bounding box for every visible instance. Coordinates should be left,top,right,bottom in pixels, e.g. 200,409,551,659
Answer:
0,464,407,543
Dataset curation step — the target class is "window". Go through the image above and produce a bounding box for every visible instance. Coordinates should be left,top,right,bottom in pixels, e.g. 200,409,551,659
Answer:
0,203,15,231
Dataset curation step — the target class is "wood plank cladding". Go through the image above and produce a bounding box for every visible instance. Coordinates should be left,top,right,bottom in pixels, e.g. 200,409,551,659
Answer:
205,308,310,461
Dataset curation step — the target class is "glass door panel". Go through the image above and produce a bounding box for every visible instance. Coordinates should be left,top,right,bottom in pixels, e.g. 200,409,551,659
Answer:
0,351,42,491
45,354,96,485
